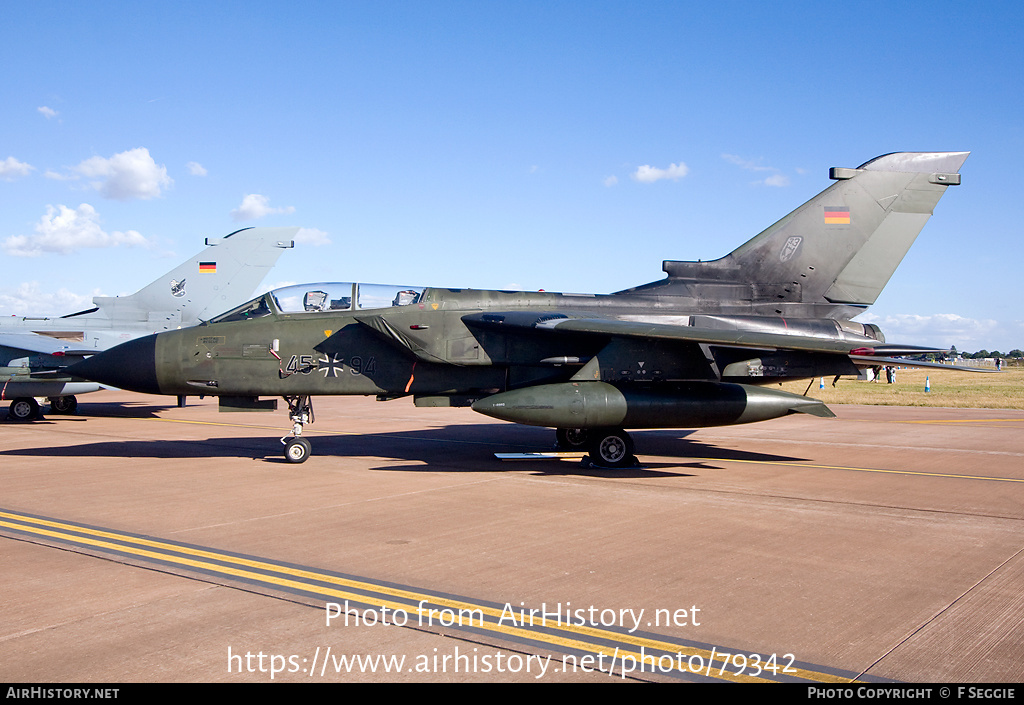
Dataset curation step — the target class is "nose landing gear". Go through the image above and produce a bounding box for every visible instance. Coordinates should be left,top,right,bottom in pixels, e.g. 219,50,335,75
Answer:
281,395,314,463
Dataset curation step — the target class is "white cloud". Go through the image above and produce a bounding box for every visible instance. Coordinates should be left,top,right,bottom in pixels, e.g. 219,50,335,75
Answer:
857,312,1007,350
75,148,172,200
38,106,58,119
603,175,618,187
2,203,153,257
0,281,97,317
0,156,34,181
186,161,207,176
632,162,689,183
722,153,790,187
294,227,331,246
762,173,790,187
230,194,296,221
721,154,775,172
50,148,172,200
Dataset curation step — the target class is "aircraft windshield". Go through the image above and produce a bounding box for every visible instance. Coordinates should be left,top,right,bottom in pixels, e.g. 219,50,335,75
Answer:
210,283,426,323
271,283,425,313
209,295,274,324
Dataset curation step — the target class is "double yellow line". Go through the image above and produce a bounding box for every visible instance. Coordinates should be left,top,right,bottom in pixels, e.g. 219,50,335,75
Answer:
1,508,856,683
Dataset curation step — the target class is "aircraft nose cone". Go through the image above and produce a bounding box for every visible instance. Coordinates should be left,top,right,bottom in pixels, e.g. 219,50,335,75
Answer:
69,334,161,395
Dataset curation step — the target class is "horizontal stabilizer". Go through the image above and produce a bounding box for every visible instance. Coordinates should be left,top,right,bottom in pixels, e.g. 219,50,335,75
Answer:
849,355,1000,373
0,332,82,357
861,344,953,356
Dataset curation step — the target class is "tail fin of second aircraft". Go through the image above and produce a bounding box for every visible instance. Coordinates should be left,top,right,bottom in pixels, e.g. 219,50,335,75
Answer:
88,227,297,328
632,152,968,316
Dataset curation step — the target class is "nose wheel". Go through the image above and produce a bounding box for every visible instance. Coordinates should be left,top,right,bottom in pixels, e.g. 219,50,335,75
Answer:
284,436,312,464
281,395,314,463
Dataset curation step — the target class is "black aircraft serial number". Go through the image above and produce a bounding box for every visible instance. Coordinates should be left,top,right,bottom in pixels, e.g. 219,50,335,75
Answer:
286,354,376,377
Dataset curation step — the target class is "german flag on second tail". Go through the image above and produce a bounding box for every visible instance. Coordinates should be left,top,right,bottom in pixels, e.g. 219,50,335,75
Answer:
199,261,217,273
824,206,850,225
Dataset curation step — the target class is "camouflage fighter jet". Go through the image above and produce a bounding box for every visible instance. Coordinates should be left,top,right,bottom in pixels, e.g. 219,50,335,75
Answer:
70,152,974,466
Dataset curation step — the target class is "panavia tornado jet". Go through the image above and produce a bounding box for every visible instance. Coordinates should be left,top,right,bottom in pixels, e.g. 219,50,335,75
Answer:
71,152,973,466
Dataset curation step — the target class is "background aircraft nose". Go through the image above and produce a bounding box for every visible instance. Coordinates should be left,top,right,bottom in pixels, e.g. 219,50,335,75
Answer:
69,334,162,395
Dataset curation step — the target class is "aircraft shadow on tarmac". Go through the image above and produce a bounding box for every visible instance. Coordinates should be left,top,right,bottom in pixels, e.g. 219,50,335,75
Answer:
4,422,809,478
79,400,182,418
3,400,182,422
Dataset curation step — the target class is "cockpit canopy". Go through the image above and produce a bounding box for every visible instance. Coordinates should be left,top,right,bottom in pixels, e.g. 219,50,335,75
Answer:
210,282,426,323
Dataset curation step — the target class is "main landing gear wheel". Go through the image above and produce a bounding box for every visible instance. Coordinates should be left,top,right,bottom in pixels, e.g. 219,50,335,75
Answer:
48,395,78,414
284,437,312,464
555,427,590,450
587,428,636,468
8,397,40,421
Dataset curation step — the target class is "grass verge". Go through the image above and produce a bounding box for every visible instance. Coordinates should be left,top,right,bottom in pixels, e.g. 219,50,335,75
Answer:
777,368,1024,409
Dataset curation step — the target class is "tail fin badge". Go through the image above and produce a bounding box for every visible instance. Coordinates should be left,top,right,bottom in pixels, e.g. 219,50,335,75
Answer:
780,236,803,263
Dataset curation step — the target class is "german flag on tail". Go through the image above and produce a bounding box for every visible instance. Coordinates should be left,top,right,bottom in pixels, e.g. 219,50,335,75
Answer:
824,206,850,225
199,261,217,273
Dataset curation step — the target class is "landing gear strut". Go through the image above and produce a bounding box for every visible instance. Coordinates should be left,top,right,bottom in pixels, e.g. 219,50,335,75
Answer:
281,395,314,463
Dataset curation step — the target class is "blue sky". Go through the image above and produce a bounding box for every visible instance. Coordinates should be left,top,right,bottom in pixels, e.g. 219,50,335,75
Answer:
2,1,1022,352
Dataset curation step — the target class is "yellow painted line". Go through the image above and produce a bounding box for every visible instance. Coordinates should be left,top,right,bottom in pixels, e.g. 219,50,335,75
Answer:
897,418,1024,425
0,509,853,683
685,458,1024,484
144,417,305,433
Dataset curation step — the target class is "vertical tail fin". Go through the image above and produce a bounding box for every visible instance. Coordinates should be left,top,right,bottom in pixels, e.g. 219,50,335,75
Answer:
651,152,967,313
90,227,297,328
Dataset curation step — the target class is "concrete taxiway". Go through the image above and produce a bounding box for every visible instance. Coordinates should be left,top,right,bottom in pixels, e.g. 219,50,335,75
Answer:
1,390,1022,682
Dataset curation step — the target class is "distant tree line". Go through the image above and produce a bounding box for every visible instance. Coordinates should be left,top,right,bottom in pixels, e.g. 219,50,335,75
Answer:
893,347,1021,367
949,346,1023,359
